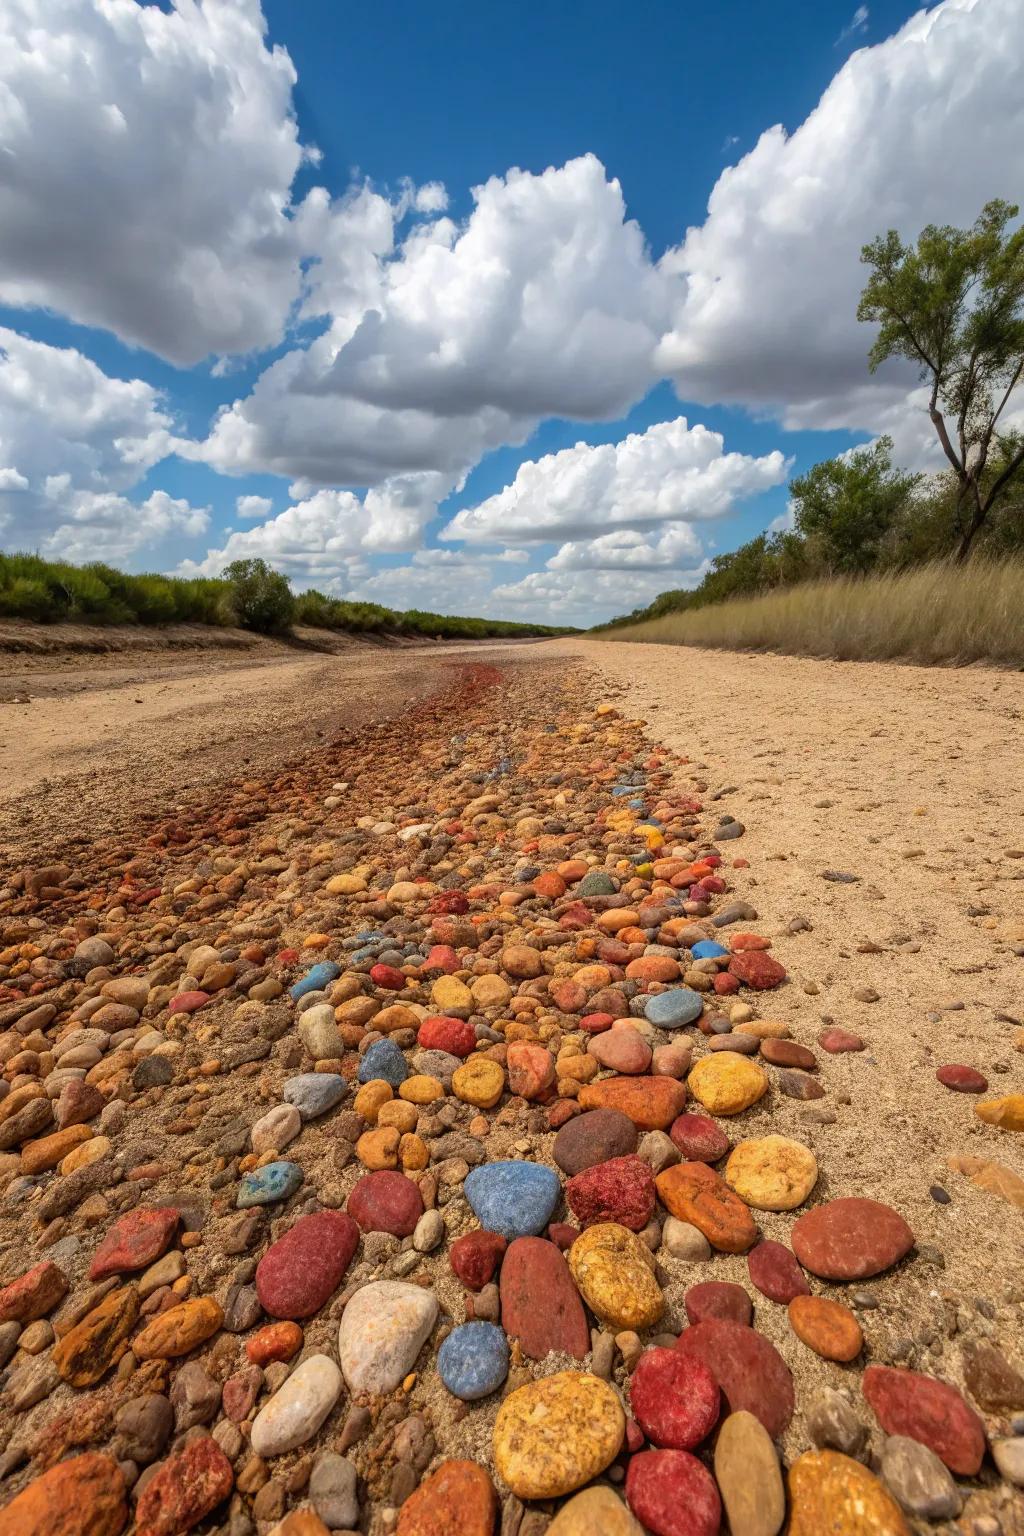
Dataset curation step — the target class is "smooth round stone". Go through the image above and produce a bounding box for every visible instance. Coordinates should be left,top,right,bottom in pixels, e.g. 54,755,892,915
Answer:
710,1031,758,1055
992,1437,1024,1488
725,1136,818,1211
566,1154,655,1231
788,1450,909,1535
88,1208,178,1281
684,1281,752,1326
788,1295,863,1361
630,1346,720,1450
818,1027,865,1053
862,1364,985,1475
644,989,704,1029
450,1230,507,1291
577,870,618,897
358,1039,409,1087
661,1217,712,1262
348,1171,423,1236
418,1016,476,1056
437,1321,509,1401
0,1452,128,1536
747,1240,809,1304
760,1038,817,1070
553,1108,637,1176
464,1161,560,1240
714,1409,785,1536
880,1435,962,1520
669,1113,729,1163
777,1069,825,1101
791,1198,914,1280
250,1354,342,1456
256,1211,359,1319
396,1460,498,1536
337,1280,438,1394
493,1371,625,1499
655,1162,757,1253
675,1320,794,1439
568,1223,663,1330
578,1076,688,1130
936,1064,988,1092
451,1056,505,1107
237,1160,303,1208
652,1042,692,1078
691,940,728,960
625,1448,722,1536
548,1487,644,1536
499,1237,589,1360
589,1029,652,1074
283,1073,346,1120
688,1053,767,1115
251,1104,302,1156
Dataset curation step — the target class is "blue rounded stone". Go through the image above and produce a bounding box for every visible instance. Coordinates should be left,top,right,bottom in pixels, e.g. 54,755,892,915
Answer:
290,961,342,1001
283,1073,347,1120
643,987,704,1029
438,1322,509,1401
358,1039,409,1087
463,1161,561,1240
691,940,729,960
237,1160,303,1208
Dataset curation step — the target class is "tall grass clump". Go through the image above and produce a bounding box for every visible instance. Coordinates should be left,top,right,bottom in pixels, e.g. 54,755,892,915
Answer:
600,559,1024,666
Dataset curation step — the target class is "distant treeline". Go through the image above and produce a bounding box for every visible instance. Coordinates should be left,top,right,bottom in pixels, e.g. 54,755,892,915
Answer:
0,553,573,640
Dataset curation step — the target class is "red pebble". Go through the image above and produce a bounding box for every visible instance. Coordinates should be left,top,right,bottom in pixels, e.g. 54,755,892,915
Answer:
818,1027,865,1053
347,1171,423,1236
422,945,460,974
675,1320,794,1438
630,1347,720,1450
624,1418,645,1452
428,890,469,914
728,952,786,989
747,1240,810,1304
168,990,209,1014
417,1016,477,1056
370,963,406,990
712,972,740,995
729,934,772,951
134,1435,233,1536
89,1208,179,1282
669,1113,730,1163
547,1222,578,1250
245,1321,303,1365
684,1281,752,1326
450,1230,507,1290
863,1364,985,1475
0,1261,68,1324
626,1448,721,1536
936,1064,988,1093
547,1099,581,1129
558,902,593,930
565,1154,655,1231
255,1210,359,1319
580,1012,615,1034
276,948,300,965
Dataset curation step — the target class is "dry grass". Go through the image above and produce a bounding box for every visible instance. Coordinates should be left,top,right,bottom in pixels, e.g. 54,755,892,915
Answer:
599,559,1024,666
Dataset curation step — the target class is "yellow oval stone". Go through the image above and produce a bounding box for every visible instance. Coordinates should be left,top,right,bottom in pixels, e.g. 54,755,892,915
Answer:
568,1223,663,1330
788,1450,909,1535
132,1296,224,1360
431,976,473,1012
493,1371,625,1499
725,1135,818,1210
688,1052,768,1115
353,1080,393,1123
452,1057,504,1108
548,1487,643,1535
60,1135,110,1176
975,1095,1024,1131
377,1100,418,1133
471,974,512,1008
399,1075,444,1105
325,873,367,895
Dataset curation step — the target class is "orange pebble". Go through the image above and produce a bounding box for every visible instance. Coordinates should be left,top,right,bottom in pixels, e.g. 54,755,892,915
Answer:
245,1321,303,1365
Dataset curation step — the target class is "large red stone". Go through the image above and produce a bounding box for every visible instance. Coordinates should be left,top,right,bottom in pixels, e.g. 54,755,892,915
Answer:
499,1237,589,1360
450,1230,506,1290
791,1198,913,1281
0,1260,68,1324
674,1320,794,1439
747,1241,810,1304
134,1436,233,1536
936,1064,988,1093
684,1281,752,1326
88,1209,179,1282
0,1452,127,1536
347,1171,424,1236
626,1449,722,1536
862,1365,986,1475
255,1211,359,1319
417,1016,476,1056
630,1347,720,1450
396,1459,497,1536
565,1155,655,1231
370,963,406,990
668,1114,729,1163
727,952,786,990
552,1107,637,1175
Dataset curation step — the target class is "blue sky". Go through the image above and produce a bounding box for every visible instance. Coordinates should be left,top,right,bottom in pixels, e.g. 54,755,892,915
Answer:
1,0,1020,622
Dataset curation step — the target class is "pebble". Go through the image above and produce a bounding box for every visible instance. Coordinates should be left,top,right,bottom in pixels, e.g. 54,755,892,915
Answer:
437,1321,510,1400
450,1056,504,1107
862,1364,985,1475
806,1387,868,1455
0,1261,68,1323
991,1437,1024,1487
687,1053,767,1115
251,1355,343,1456
787,1450,909,1535
936,1064,988,1092
463,1160,560,1239
629,1346,720,1449
685,1280,752,1325
675,1319,794,1438
791,1197,914,1279
661,1216,712,1262
568,1222,664,1329
283,1073,346,1119
747,1239,809,1303
395,1459,497,1536
625,1448,722,1536
566,1153,655,1230
552,1107,638,1175
788,1294,863,1361
713,1409,785,1536
548,1487,644,1535
450,1230,507,1290
348,1170,424,1235
256,1211,359,1318
644,988,704,1028
578,1075,688,1130
358,1039,409,1086
492,1370,624,1499
880,1434,962,1520
88,1207,178,1281
668,1113,730,1162
655,1162,757,1252
337,1280,438,1393
499,1236,589,1359
132,1295,224,1359
976,1093,1024,1130
309,1452,359,1529
0,1452,127,1536
237,1161,304,1208
724,1135,817,1210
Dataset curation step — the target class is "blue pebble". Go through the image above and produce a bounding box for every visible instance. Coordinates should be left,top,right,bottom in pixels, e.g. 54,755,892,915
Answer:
237,1160,303,1208
283,1073,347,1120
644,987,704,1029
691,940,729,960
438,1322,509,1401
464,1161,560,1240
358,1039,410,1087
290,961,342,1001
610,785,635,797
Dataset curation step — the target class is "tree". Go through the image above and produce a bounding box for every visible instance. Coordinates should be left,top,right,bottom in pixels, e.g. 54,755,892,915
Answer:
858,200,1024,561
790,436,920,573
222,558,295,634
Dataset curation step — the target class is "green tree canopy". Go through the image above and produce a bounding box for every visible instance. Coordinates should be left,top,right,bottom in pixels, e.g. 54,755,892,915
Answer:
222,557,296,634
790,436,920,573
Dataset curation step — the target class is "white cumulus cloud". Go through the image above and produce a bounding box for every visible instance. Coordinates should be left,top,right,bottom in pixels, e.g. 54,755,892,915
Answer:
236,494,273,520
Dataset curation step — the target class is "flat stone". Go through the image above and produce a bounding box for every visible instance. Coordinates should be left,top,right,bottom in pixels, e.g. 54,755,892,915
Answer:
88,1207,179,1281
788,1295,863,1361
589,1028,652,1074
493,1370,624,1499
251,1354,343,1456
687,1054,767,1116
643,989,704,1029
395,1459,498,1536
724,1135,817,1210
655,1162,758,1253
499,1237,589,1360
237,1160,304,1207
256,1211,360,1318
661,1217,712,1262
961,1339,1024,1411
548,1487,643,1536
134,1434,234,1536
936,1064,988,1092
992,1437,1024,1487
464,1160,560,1239
791,1198,914,1280
578,1076,688,1130
976,1092,1024,1130
777,1069,826,1100
630,1345,720,1449
862,1364,985,1475
283,1074,346,1120
819,1028,865,1053
52,1285,139,1386
0,1452,127,1536
713,1409,785,1536
674,1320,794,1439
568,1222,663,1330
132,1295,224,1359
880,1435,961,1520
309,1453,359,1530
787,1450,909,1536
337,1280,438,1394
437,1321,509,1400
747,1240,810,1304
684,1281,752,1326
625,1448,722,1536
728,952,786,990
566,1154,655,1231
552,1107,638,1175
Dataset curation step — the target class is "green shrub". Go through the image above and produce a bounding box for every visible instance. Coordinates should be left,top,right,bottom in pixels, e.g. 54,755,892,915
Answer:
221,558,296,634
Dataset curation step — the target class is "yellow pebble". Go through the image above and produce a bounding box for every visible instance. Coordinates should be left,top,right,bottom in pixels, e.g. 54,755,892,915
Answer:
400,1132,429,1171
377,1100,418,1133
493,1372,625,1499
431,976,473,1011
353,1080,393,1123
568,1224,663,1330
975,1094,1024,1132
688,1052,768,1115
399,1074,444,1105
452,1056,505,1108
356,1126,400,1170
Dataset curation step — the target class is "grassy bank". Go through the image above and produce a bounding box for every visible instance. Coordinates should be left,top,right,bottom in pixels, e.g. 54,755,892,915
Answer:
596,559,1024,666
0,552,570,640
